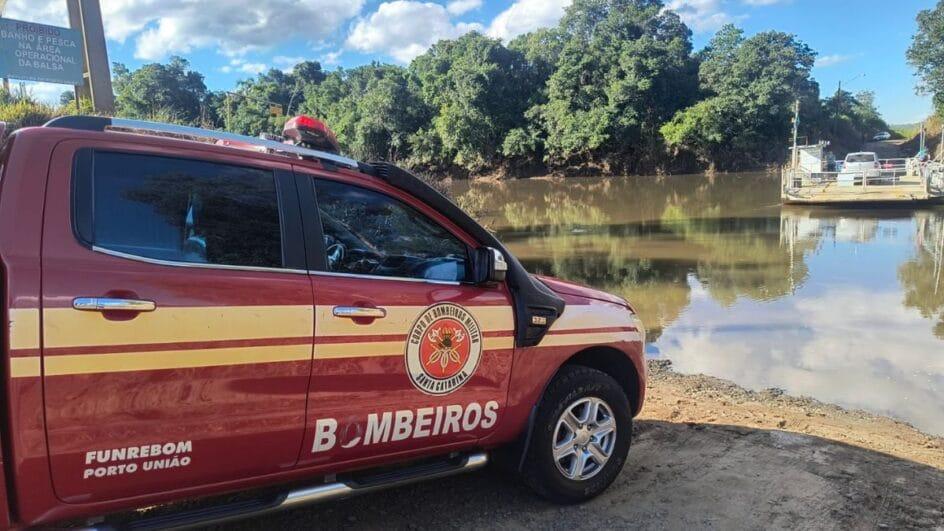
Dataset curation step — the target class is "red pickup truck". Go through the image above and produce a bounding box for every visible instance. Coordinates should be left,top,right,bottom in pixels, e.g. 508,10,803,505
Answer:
0,116,646,529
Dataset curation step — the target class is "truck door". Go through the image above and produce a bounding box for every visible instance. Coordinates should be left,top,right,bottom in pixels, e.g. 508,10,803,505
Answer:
41,143,313,503
295,172,516,467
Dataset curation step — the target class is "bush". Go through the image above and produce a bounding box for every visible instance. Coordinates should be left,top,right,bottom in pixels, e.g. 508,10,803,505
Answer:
0,99,59,133
0,88,99,142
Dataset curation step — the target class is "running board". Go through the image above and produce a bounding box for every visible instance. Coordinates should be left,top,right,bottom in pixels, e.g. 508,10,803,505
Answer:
92,452,488,530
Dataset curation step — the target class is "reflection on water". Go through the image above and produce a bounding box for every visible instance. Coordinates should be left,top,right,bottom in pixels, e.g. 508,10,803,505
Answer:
455,174,944,436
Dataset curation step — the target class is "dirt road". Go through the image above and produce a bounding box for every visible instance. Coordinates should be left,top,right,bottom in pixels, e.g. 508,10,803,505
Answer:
218,361,943,530
861,139,909,159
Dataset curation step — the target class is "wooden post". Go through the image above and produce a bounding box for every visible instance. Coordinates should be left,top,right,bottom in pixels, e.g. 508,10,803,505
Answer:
920,123,926,154
939,127,943,162
66,0,114,114
792,99,800,169
790,99,799,189
0,0,6,94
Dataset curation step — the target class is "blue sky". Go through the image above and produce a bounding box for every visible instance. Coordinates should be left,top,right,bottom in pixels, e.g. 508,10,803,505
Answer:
3,0,936,123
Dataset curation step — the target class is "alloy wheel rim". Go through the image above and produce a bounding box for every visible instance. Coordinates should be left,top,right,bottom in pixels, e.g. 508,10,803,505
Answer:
552,396,617,481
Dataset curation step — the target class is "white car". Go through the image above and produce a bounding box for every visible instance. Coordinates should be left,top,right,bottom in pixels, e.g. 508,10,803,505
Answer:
837,152,881,186
872,131,891,141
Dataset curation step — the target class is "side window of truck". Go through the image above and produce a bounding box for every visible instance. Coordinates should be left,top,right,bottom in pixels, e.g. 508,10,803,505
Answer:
76,151,283,269
314,179,470,282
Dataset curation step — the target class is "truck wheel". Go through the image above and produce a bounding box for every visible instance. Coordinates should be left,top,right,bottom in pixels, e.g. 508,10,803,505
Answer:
521,365,631,504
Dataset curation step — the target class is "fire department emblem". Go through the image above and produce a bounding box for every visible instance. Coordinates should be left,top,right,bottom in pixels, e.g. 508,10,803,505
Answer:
406,303,483,395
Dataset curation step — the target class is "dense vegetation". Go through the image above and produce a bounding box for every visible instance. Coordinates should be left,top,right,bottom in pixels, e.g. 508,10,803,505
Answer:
2,0,906,175
908,0,944,120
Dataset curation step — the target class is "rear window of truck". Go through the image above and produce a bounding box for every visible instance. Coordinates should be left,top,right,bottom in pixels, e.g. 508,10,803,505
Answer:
845,153,876,163
77,151,283,269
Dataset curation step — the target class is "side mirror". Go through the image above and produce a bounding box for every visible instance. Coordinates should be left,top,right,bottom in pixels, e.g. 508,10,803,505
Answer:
473,246,508,284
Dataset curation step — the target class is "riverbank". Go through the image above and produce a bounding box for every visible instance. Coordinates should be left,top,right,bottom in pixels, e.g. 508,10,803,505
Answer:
222,360,943,530
434,162,783,182
643,359,943,468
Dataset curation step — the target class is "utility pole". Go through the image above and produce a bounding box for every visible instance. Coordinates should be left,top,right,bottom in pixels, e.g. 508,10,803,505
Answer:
920,122,926,154
939,126,943,162
66,0,114,114
791,99,800,170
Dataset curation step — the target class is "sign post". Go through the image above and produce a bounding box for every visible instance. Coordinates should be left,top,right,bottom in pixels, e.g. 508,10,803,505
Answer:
0,0,114,113
66,0,113,113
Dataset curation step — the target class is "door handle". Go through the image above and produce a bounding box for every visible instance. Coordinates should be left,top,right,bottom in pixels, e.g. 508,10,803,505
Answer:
73,297,157,312
332,306,386,319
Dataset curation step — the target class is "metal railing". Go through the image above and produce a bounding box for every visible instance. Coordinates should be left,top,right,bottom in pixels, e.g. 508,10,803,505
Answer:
44,116,361,170
929,162,944,194
782,156,940,195
786,169,911,187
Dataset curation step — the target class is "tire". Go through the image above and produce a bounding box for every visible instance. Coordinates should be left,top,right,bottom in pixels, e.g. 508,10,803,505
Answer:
521,365,632,504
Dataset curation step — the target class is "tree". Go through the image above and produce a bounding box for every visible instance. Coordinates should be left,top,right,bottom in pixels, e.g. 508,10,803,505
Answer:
59,91,75,106
302,64,430,162
112,56,208,125
536,0,699,173
222,61,325,136
662,25,819,170
829,90,885,137
410,32,535,172
907,0,944,117
502,28,567,167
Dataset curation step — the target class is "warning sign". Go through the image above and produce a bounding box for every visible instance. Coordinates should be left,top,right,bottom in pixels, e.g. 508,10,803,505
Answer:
0,18,84,85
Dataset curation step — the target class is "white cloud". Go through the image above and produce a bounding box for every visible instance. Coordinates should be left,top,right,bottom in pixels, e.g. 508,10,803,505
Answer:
221,58,268,75
815,54,854,68
98,0,365,60
665,0,745,33
446,0,483,15
1,0,69,26
346,1,482,63
487,0,570,41
662,284,944,435
272,55,308,72
237,62,268,74
320,50,343,66
273,56,307,66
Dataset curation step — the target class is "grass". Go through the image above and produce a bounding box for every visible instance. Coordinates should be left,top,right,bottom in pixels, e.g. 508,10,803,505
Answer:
891,123,921,139
0,99,59,131
0,87,98,141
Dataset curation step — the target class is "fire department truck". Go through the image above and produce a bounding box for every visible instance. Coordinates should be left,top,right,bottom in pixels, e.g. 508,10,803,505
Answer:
0,116,646,528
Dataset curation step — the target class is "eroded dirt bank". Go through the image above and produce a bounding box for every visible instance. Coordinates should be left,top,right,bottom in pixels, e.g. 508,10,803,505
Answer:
224,361,944,529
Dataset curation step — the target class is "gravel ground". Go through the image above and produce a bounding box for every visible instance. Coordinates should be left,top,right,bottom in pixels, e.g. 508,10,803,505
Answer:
213,360,943,530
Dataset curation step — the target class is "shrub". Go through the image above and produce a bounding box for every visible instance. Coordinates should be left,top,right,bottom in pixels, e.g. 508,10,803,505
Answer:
0,99,59,138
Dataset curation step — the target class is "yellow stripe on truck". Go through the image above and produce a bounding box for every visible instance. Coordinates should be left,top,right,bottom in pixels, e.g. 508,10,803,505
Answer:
9,308,40,350
549,304,634,332
7,304,518,377
539,331,641,348
43,305,313,348
313,335,515,360
8,330,636,377
10,356,41,378
314,305,514,337
43,344,312,376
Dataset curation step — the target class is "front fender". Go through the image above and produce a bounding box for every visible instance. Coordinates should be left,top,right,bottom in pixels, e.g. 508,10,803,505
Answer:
482,298,646,448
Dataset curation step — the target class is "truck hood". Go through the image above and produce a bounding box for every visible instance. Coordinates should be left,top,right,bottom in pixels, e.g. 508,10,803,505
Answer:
535,275,632,310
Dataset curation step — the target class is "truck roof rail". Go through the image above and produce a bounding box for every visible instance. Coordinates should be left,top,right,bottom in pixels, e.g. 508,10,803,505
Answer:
43,115,361,170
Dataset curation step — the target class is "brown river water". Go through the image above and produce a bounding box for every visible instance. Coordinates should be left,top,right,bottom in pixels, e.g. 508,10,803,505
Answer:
453,172,944,436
